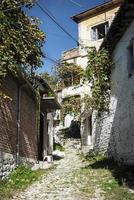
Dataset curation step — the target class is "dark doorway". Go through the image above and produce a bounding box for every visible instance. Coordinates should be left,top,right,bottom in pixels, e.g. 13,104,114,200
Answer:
38,113,44,160
62,120,81,139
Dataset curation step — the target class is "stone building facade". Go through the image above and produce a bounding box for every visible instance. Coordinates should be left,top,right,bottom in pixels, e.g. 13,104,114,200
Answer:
59,0,123,149
93,1,134,165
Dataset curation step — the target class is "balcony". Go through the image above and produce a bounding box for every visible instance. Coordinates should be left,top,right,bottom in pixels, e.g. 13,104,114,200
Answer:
61,47,79,61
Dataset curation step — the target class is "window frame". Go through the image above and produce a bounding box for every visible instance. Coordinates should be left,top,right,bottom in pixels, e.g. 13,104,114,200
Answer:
90,21,109,41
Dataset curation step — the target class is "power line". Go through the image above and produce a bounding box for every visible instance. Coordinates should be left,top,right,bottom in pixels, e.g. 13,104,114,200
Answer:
36,1,120,50
45,56,59,65
68,0,82,7
44,39,130,67
39,1,58,21
39,2,74,39
36,2,83,47
45,55,61,66
0,0,111,49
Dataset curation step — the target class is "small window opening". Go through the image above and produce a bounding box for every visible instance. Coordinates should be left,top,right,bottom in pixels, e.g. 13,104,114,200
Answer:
91,21,109,41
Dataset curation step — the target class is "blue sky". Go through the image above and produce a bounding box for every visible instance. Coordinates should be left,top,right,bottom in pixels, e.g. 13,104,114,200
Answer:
27,0,109,74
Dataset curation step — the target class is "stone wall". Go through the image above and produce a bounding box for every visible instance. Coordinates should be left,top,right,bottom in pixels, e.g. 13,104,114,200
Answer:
92,111,113,153
0,152,15,179
0,151,36,179
92,20,134,165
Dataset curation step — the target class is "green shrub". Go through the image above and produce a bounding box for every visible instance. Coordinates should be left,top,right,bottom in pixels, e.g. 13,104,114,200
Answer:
0,164,45,200
54,143,65,151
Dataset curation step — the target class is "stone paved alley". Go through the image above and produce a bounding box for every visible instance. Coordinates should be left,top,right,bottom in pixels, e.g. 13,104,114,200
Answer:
11,138,134,200
12,139,103,200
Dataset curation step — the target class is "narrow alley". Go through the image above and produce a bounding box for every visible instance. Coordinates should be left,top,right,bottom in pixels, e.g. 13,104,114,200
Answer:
2,137,133,200
1,1,134,200
12,139,104,200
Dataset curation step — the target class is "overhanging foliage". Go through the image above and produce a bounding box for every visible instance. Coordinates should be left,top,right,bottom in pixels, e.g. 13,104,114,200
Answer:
0,0,45,79
62,95,81,120
57,62,83,88
85,47,112,113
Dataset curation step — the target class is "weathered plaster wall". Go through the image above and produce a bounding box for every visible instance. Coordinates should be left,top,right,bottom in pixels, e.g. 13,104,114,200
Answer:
77,6,120,71
61,82,91,99
78,7,119,50
59,4,121,148
93,20,134,165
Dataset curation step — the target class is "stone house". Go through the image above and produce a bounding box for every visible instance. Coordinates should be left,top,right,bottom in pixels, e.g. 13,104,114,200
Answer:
59,0,123,148
0,72,60,178
92,0,134,165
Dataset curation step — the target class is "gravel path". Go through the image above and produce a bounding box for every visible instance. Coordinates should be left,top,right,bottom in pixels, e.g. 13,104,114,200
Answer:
12,139,103,200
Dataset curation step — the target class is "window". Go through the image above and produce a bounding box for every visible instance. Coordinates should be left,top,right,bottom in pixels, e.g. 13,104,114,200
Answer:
127,39,134,78
91,22,109,41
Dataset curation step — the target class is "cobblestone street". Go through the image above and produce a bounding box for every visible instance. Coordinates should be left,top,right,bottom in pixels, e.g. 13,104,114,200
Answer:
6,138,134,200
12,139,102,200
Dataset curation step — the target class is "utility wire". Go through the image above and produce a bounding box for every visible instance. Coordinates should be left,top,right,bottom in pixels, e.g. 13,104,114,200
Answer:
39,2,87,48
36,1,121,50
45,56,59,65
45,55,61,66
44,38,130,67
68,0,82,7
36,2,86,49
39,1,57,21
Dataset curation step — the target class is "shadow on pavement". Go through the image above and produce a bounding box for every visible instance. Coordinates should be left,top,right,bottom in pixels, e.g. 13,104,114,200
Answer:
84,157,134,189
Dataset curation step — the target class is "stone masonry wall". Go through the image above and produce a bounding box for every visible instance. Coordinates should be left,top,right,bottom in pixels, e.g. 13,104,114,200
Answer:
92,20,134,165
0,152,15,179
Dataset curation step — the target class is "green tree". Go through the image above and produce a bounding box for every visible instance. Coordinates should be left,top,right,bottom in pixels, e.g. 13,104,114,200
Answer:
40,71,57,90
57,62,83,87
0,0,45,79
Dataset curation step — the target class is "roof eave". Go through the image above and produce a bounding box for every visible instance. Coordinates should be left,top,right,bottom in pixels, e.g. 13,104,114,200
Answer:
71,0,123,23
41,97,61,112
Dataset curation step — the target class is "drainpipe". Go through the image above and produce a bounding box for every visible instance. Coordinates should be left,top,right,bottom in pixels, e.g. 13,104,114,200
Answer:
16,83,26,165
